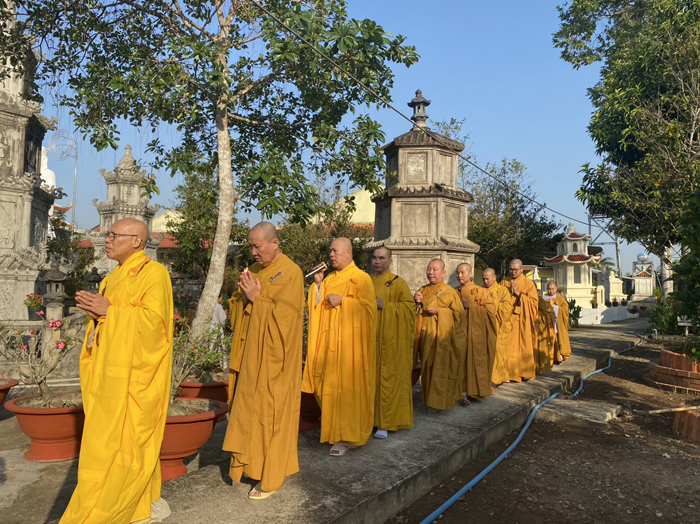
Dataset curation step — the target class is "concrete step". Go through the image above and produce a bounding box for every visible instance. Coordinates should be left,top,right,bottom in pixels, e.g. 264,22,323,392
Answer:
535,398,623,429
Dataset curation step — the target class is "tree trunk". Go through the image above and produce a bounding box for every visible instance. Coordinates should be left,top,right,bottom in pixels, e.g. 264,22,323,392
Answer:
661,245,674,298
190,93,236,339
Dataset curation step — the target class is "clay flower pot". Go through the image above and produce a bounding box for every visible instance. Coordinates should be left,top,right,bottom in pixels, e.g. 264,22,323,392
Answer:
178,381,228,403
0,378,19,406
649,349,700,392
4,392,84,462
299,392,321,433
160,398,227,482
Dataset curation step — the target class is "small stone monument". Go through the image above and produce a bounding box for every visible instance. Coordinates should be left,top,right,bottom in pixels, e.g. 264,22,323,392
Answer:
602,269,626,304
90,145,160,273
364,90,479,290
631,253,654,301
544,222,601,309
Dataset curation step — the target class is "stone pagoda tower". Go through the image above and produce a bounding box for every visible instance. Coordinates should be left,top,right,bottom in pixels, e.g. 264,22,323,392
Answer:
0,26,56,320
544,222,601,308
90,145,160,272
365,90,479,291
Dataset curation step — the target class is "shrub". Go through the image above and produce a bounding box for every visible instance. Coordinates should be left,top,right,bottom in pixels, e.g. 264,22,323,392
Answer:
568,299,582,328
650,298,682,335
680,336,700,361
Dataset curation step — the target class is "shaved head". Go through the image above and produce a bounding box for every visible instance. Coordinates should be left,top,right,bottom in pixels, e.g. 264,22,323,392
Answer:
118,218,149,242
374,246,391,259
456,262,472,286
509,259,523,269
330,237,353,271
250,221,279,241
457,262,472,272
429,258,445,271
105,218,149,264
482,267,497,288
426,258,446,285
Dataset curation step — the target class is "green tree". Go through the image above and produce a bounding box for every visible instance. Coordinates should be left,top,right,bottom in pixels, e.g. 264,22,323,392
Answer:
0,0,418,337
673,189,700,326
166,169,248,276
46,210,95,295
433,120,562,276
554,0,700,264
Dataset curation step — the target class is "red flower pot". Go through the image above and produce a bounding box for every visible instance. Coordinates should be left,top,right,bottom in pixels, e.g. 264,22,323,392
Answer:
4,393,84,462
0,378,19,406
160,398,227,482
299,392,321,433
178,381,229,403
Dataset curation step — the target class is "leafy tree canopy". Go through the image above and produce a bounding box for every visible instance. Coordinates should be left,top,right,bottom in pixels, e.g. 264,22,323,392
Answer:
554,0,700,262
0,0,418,336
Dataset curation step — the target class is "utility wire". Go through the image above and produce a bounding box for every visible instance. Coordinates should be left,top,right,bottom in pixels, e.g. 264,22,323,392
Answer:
249,0,597,229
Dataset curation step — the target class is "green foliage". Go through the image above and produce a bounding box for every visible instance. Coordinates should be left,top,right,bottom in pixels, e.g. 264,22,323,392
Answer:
433,119,563,275
673,189,700,325
166,170,249,276
0,0,419,337
568,298,582,328
45,211,96,295
680,335,700,361
650,298,683,335
555,1,700,261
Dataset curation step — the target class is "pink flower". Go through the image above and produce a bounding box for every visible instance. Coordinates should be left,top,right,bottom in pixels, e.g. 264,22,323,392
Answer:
20,345,28,350
55,341,67,351
47,319,63,329
29,330,35,335
36,310,45,317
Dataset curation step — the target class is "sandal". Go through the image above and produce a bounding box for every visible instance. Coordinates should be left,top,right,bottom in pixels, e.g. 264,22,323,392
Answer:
330,442,352,456
248,482,275,500
428,408,442,417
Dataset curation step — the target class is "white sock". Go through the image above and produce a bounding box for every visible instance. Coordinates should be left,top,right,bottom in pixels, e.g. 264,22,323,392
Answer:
374,429,388,439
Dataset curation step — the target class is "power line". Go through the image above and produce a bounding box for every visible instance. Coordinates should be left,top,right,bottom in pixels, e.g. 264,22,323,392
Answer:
248,0,596,229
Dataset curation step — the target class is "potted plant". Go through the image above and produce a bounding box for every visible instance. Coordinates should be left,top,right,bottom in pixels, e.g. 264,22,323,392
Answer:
591,298,598,309
0,377,19,406
172,312,231,403
160,318,228,482
0,319,82,461
24,293,45,321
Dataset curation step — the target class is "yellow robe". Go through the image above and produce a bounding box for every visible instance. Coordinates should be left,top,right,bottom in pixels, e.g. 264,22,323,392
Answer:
458,282,495,398
223,253,304,493
488,283,513,386
414,281,464,411
503,274,537,382
61,251,173,524
553,293,572,360
372,271,414,432
535,297,556,374
302,262,376,447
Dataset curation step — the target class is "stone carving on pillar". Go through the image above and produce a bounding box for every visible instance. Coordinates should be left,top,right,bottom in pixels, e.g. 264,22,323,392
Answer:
90,145,161,273
364,90,480,291
0,27,56,320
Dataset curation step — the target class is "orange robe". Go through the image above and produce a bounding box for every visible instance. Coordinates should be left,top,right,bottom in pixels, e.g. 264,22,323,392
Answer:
458,282,496,398
503,274,537,382
61,251,173,524
534,297,556,374
414,281,464,411
488,283,513,386
223,253,304,493
302,262,376,447
372,271,414,431
553,293,572,360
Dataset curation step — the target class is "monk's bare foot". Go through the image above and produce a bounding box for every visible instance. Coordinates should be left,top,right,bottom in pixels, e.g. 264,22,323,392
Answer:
428,407,441,417
459,396,471,407
249,482,276,500
491,386,498,395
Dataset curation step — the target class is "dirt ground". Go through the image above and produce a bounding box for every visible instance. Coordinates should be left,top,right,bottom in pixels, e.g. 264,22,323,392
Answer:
390,338,700,524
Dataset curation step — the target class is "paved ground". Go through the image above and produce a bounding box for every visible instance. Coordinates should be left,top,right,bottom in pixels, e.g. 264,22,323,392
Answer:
0,319,659,524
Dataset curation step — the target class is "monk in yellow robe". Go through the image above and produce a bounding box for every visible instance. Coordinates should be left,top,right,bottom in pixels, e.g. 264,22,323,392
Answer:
545,281,572,363
302,237,376,456
503,259,537,382
455,263,495,401
534,296,556,374
63,218,173,524
414,259,464,416
223,222,304,499
370,246,414,439
482,268,513,387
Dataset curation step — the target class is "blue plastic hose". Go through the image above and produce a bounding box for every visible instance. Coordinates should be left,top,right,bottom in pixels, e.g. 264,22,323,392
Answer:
420,331,645,524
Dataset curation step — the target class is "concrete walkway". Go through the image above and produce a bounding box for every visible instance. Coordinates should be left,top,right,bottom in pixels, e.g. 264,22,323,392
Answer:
0,319,648,524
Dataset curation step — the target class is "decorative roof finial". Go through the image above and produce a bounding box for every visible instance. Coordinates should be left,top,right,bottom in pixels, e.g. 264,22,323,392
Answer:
408,89,431,128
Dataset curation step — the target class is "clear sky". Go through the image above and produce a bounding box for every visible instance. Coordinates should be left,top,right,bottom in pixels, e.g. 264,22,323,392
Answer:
40,1,653,273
